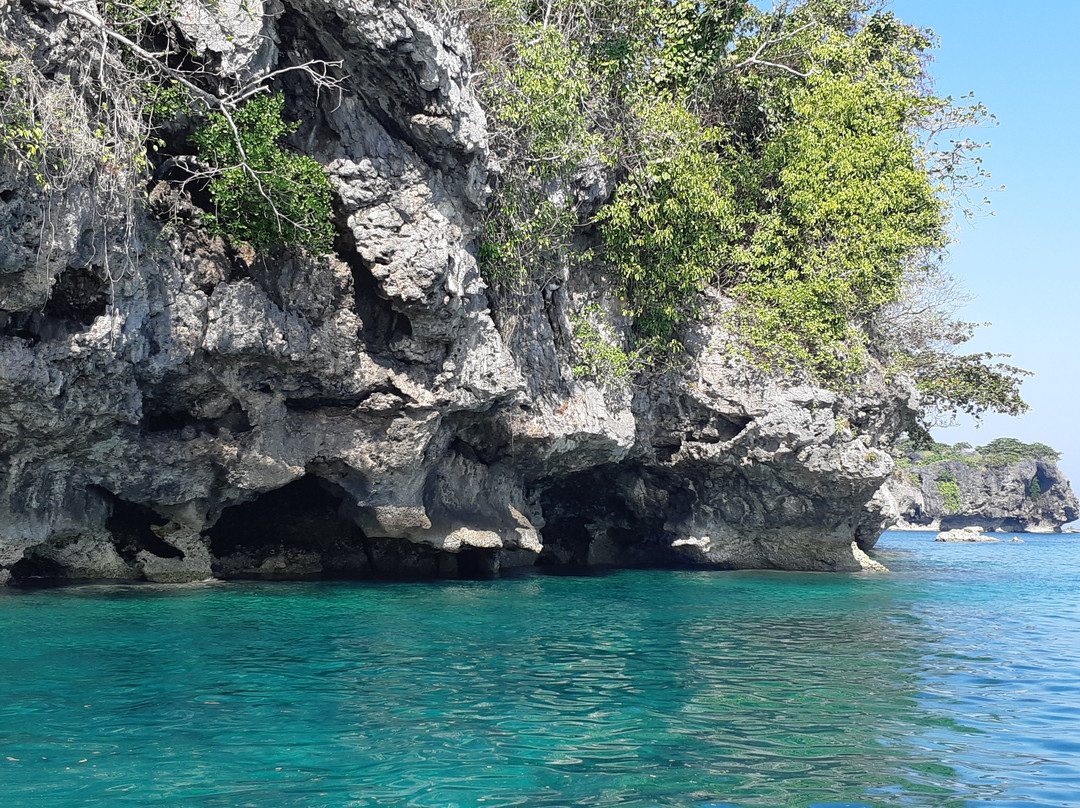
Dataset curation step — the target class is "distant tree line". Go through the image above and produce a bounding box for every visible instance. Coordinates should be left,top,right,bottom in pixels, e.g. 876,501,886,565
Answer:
896,437,1061,469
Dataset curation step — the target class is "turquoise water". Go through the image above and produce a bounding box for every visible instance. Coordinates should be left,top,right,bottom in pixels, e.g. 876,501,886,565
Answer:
2,530,1079,807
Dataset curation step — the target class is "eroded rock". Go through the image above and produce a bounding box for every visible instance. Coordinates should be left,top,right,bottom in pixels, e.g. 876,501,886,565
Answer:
935,527,1002,543
0,0,903,583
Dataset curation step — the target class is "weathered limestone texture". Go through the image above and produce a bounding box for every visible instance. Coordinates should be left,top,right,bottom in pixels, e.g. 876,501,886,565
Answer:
935,526,1001,543
0,0,911,583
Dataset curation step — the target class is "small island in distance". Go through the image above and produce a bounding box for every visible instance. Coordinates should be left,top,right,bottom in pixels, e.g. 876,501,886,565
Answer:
883,438,1079,533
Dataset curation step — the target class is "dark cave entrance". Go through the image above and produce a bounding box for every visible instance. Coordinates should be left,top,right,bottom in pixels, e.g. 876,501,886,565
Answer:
0,266,109,344
536,464,688,568
207,475,370,578
206,475,499,580
106,496,184,561
8,554,67,584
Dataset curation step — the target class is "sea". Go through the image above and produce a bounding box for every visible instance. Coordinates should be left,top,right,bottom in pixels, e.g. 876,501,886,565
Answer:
1,530,1078,808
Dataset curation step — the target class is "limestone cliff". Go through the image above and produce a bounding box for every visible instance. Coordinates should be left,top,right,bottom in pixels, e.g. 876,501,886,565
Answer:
882,452,1079,533
0,0,916,584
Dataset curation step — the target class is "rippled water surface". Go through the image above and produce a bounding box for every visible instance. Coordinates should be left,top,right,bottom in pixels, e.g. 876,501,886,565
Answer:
2,530,1080,807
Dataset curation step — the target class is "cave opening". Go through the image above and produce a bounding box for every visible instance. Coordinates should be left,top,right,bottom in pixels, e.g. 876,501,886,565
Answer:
0,266,109,343
105,495,184,561
207,475,371,578
456,547,499,579
8,553,67,584
537,464,691,568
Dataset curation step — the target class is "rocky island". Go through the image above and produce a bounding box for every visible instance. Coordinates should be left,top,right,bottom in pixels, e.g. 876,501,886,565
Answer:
0,0,1033,583
882,439,1079,533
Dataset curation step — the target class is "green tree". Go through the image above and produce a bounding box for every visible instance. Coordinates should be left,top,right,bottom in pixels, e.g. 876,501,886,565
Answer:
473,0,1027,419
192,94,335,253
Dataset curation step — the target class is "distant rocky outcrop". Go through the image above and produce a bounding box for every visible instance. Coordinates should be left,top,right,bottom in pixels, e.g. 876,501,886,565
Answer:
935,526,1000,543
882,439,1079,533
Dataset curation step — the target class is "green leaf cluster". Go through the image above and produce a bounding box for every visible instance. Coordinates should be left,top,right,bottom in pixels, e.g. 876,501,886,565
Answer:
192,94,334,253
897,437,1061,468
935,473,962,513
570,305,641,386
475,0,744,309
0,57,44,168
597,98,737,340
474,0,1007,403
682,8,947,377
1028,475,1042,500
898,350,1030,422
2,9,336,263
979,437,1060,465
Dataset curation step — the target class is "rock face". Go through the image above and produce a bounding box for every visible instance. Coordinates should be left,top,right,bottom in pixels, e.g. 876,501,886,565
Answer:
886,457,1079,533
0,0,911,585
935,526,1001,543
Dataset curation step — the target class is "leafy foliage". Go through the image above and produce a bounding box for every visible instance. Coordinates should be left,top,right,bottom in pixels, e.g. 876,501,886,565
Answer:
1029,475,1042,500
1,5,338,271
191,94,334,253
896,437,1061,468
570,305,641,386
474,0,745,322
717,12,948,375
980,437,1060,465
0,28,151,280
935,471,962,513
473,0,1026,420
0,49,46,176
597,98,737,340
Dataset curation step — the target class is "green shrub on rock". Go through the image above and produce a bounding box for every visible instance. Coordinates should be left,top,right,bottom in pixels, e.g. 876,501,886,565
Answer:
472,0,1028,420
936,471,962,513
192,93,334,253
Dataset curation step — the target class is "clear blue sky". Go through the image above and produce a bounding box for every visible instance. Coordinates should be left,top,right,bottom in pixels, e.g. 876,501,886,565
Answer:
884,0,1080,494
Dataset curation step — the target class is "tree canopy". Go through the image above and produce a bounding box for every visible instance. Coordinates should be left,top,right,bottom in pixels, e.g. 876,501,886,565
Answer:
897,437,1061,468
473,0,1028,419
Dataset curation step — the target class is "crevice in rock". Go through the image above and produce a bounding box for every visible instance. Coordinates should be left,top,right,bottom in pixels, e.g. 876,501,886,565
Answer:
442,412,514,466
284,396,365,413
274,7,345,154
0,266,109,343
284,384,410,413
654,440,683,463
333,222,413,355
142,401,253,436
683,405,752,444
148,156,215,220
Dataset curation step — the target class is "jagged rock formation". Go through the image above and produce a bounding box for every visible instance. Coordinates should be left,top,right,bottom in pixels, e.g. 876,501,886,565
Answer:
883,456,1078,533
0,0,915,585
935,526,1001,543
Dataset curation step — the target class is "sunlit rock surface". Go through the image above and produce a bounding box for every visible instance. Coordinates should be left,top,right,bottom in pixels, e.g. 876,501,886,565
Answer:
0,0,916,583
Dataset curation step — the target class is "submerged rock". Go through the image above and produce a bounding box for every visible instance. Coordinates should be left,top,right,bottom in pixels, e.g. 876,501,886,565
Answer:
0,0,905,583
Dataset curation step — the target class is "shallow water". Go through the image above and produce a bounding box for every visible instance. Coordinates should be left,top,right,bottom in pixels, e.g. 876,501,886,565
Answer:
2,531,1079,807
